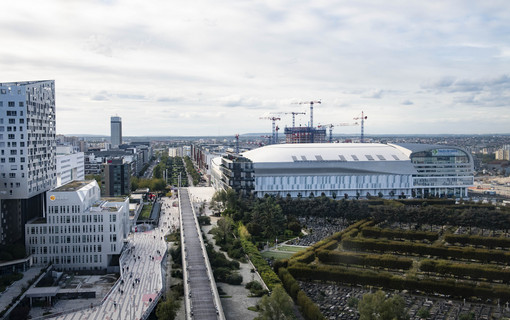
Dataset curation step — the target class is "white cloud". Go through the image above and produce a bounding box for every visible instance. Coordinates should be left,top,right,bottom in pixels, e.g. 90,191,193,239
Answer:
0,0,509,135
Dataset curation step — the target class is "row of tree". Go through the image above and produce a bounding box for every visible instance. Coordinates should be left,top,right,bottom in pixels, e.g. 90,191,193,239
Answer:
420,259,510,283
360,226,438,242
317,250,413,270
278,267,325,320
444,233,510,249
213,190,510,235
237,224,281,290
287,262,510,302
341,237,510,264
183,156,201,186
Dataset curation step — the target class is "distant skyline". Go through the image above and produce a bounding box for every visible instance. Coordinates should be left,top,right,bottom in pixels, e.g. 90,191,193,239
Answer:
1,1,509,136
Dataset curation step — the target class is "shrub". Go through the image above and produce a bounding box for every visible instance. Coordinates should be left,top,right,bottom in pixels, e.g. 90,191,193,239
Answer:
226,273,243,285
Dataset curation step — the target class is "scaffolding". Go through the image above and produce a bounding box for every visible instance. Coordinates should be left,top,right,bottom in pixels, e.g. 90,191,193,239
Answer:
284,127,327,144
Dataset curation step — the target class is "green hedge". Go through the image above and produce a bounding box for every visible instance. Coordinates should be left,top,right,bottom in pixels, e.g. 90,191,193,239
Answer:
279,268,325,320
342,237,510,264
445,234,510,249
238,225,281,290
317,250,412,270
420,259,510,283
287,263,510,302
361,226,438,242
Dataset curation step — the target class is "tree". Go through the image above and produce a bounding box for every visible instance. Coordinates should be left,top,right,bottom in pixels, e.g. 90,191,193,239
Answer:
156,294,180,320
256,285,294,320
358,290,407,320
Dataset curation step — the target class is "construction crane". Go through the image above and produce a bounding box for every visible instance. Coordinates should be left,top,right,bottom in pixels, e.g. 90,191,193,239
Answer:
259,116,281,144
294,100,321,128
286,112,306,127
270,111,307,127
318,122,359,143
353,111,368,143
235,134,239,154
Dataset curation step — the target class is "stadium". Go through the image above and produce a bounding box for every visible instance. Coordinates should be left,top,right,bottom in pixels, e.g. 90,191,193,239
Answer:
211,143,473,199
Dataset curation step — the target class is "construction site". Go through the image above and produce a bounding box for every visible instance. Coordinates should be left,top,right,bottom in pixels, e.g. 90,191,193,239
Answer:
257,100,367,145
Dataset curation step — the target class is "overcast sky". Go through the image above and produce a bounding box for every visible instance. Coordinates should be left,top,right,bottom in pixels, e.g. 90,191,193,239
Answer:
1,0,509,136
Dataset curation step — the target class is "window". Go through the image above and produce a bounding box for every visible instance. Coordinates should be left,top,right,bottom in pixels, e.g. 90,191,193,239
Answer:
8,119,15,124
8,101,15,107
9,157,15,163
7,134,14,140
19,102,24,107
9,173,15,178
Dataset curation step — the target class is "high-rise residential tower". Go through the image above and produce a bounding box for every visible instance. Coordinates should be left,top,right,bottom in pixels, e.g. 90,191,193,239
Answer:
0,80,57,244
110,116,122,148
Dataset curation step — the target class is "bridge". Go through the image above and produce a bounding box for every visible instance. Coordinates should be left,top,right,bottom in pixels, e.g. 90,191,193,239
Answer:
179,188,225,320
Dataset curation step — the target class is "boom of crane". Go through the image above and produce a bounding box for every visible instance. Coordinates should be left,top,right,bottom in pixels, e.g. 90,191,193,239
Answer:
318,122,359,143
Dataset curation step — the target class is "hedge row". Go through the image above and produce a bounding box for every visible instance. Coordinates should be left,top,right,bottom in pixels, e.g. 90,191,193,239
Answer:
238,226,281,290
342,237,510,264
420,259,510,283
279,268,325,320
317,250,413,270
444,234,510,249
287,263,510,302
361,226,438,242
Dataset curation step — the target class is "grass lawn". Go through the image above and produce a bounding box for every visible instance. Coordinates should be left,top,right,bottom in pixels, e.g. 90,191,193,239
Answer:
275,245,307,253
138,203,152,220
261,251,296,260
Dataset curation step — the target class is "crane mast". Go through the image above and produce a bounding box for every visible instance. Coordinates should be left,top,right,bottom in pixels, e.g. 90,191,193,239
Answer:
297,100,321,129
353,111,368,143
259,116,281,144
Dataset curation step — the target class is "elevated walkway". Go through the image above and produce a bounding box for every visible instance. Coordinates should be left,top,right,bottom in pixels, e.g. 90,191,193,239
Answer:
179,188,225,320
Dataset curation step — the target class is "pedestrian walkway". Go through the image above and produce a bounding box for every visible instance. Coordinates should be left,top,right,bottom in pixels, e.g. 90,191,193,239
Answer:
180,188,224,320
47,196,180,320
0,266,43,313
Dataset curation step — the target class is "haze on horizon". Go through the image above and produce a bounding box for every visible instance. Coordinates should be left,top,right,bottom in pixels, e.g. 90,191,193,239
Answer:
0,0,509,137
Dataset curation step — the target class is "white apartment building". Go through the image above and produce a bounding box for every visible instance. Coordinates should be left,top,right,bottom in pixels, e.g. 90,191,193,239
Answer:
0,80,56,199
56,146,84,187
0,80,57,244
25,180,129,272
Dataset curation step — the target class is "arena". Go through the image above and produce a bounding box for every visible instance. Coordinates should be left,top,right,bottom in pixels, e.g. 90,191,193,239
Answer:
211,143,473,199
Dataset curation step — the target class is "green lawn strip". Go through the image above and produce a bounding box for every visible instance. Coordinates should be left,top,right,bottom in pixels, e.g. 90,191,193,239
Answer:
138,203,153,220
261,251,295,260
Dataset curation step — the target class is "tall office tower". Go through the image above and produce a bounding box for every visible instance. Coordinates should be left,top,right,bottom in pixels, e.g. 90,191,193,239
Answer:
110,116,122,148
0,80,57,245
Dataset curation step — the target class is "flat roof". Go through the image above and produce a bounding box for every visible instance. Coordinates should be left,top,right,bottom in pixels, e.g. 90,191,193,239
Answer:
52,180,95,192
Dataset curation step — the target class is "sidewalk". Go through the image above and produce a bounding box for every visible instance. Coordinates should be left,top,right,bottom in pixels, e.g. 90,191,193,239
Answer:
0,266,43,313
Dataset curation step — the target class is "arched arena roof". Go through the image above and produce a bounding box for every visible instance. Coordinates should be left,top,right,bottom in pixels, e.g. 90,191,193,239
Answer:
240,143,411,163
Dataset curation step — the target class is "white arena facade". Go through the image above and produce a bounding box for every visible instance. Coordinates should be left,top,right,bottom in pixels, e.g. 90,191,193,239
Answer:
211,143,474,199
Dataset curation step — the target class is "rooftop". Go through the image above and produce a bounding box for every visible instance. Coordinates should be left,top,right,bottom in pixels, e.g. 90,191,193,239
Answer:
241,143,411,163
52,180,95,192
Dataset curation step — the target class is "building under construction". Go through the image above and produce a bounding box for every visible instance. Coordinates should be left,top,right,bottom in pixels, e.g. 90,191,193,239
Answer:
284,126,327,143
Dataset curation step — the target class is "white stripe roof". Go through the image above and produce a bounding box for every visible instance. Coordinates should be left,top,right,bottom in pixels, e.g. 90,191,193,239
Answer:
241,143,410,163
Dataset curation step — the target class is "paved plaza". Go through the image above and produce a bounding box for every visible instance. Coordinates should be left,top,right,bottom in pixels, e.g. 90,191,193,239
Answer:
35,196,180,320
